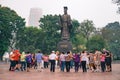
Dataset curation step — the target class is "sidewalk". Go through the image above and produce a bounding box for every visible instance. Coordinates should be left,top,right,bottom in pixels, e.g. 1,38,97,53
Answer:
0,63,120,80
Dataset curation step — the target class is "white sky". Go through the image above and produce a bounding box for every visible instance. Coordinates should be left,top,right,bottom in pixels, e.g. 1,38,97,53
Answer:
0,0,120,28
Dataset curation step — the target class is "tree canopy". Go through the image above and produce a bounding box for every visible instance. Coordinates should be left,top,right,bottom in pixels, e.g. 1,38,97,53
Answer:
39,15,60,53
101,21,120,59
16,27,44,53
86,35,105,51
0,6,25,60
112,0,120,13
79,20,96,41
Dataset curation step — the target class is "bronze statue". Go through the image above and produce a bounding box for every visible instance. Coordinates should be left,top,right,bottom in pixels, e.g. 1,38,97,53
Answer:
59,6,72,40
57,6,72,53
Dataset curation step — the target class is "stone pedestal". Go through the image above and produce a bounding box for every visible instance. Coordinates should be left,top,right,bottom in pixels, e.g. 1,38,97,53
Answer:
57,40,72,53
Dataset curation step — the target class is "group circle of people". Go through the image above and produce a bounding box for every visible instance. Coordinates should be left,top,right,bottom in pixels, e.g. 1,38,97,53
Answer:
8,49,112,73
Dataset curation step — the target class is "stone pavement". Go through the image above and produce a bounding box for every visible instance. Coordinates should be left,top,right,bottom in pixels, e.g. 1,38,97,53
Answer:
0,62,120,80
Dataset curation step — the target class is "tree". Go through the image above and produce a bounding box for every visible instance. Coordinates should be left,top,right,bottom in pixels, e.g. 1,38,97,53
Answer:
73,34,86,52
112,0,120,13
39,15,60,53
101,21,120,59
16,15,82,53
16,27,44,53
0,6,25,60
79,20,96,41
10,16,25,50
101,22,120,45
86,35,106,51
70,19,86,52
70,19,80,39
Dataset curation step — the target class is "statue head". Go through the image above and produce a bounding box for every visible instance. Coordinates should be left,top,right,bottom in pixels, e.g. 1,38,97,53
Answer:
64,6,68,9
64,6,68,14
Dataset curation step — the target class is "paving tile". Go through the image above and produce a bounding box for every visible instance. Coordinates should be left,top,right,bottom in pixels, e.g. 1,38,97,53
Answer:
0,63,120,80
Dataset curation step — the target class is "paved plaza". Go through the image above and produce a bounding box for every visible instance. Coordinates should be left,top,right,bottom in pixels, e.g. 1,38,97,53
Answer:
0,62,120,80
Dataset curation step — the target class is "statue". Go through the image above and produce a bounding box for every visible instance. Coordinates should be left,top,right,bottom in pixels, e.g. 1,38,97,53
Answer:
57,6,73,53
59,6,72,40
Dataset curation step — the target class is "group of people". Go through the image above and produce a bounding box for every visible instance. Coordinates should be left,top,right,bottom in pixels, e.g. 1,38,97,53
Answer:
9,50,49,72
58,49,112,73
8,49,112,73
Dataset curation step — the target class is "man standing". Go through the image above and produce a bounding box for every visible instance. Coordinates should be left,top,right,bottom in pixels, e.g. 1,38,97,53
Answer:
59,52,66,72
59,6,72,40
65,52,71,72
49,51,57,72
35,51,43,72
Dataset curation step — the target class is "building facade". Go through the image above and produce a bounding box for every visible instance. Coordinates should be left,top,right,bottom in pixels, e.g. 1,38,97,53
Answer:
28,8,42,27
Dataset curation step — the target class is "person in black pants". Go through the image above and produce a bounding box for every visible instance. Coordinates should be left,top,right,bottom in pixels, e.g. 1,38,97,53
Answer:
50,60,55,72
81,51,87,72
65,52,71,72
105,51,113,72
49,51,57,72
100,52,106,72
66,61,71,72
73,53,80,72
101,61,105,72
81,61,87,72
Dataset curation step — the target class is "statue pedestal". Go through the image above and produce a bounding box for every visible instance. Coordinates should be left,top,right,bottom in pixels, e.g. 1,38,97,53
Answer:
57,40,72,53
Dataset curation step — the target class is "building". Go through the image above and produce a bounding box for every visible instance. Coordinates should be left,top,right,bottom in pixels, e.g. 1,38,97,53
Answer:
28,8,42,27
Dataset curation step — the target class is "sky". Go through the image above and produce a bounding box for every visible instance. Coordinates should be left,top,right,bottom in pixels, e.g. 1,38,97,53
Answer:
0,0,120,28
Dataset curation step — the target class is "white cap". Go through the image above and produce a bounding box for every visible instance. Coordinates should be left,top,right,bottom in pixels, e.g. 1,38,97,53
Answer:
52,51,55,53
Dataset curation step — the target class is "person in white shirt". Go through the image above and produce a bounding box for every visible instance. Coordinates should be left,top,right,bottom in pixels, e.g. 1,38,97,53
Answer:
81,51,87,72
59,52,66,72
3,52,9,63
49,51,57,72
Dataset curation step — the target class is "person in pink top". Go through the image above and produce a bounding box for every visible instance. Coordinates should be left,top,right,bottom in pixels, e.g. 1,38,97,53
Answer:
43,54,49,68
100,52,106,72
59,52,66,72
